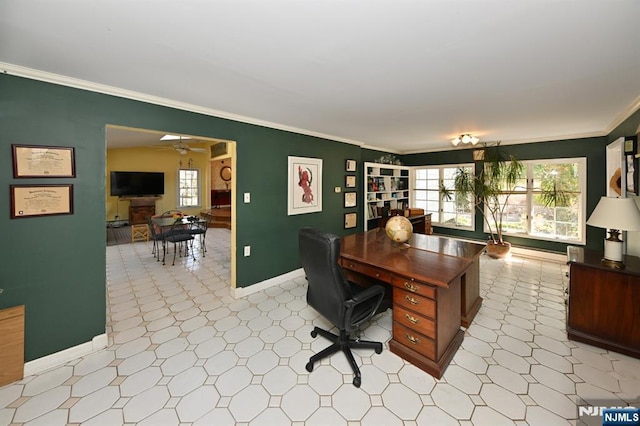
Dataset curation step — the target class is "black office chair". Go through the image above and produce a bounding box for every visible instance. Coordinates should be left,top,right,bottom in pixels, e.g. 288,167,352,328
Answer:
298,227,387,388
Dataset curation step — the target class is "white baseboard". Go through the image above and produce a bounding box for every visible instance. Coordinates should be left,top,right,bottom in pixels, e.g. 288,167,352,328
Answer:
509,246,566,263
232,268,305,298
24,333,108,377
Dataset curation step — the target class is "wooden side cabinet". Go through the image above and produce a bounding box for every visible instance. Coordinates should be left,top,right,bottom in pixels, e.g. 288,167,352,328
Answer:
127,197,158,225
0,305,25,386
567,248,640,359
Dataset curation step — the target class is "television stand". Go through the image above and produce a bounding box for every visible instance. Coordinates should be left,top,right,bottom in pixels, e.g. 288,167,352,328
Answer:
126,197,158,225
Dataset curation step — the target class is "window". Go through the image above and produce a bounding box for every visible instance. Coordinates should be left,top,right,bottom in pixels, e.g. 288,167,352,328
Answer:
488,158,586,243
412,158,586,244
178,169,200,208
413,164,474,230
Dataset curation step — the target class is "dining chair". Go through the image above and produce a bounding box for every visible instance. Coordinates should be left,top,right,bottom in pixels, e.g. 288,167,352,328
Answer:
162,219,195,265
187,217,209,256
148,217,168,261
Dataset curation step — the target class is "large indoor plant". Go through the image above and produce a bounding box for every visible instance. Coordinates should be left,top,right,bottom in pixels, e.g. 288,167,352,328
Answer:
444,143,564,258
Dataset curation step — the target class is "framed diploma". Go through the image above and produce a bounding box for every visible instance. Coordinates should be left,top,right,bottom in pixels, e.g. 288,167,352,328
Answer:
345,175,356,188
12,145,76,178
344,212,357,229
10,184,74,218
344,191,357,208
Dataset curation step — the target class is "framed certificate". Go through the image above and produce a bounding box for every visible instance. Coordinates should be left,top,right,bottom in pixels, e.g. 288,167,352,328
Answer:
344,191,357,208
12,145,76,178
344,212,357,229
10,184,74,218
345,175,356,188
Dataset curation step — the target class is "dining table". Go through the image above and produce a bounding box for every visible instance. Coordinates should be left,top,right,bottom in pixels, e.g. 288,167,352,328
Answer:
150,216,208,264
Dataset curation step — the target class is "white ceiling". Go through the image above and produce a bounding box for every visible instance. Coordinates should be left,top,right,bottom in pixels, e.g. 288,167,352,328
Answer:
2,0,639,153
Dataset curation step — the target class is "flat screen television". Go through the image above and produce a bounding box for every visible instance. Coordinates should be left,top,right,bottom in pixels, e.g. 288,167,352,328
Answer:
110,171,165,197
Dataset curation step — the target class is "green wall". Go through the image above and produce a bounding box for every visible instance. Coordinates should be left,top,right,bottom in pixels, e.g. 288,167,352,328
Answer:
0,74,362,361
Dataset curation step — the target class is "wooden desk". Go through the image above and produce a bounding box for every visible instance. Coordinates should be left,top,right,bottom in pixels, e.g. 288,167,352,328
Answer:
567,247,640,359
340,229,485,378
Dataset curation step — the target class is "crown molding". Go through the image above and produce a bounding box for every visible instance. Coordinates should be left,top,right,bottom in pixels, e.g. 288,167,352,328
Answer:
605,94,640,135
0,62,366,148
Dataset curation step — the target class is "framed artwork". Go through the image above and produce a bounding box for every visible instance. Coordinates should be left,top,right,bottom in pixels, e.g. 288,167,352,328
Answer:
12,145,76,178
473,149,485,161
344,191,357,208
10,184,74,218
345,175,356,188
344,212,357,229
288,156,323,215
346,159,357,172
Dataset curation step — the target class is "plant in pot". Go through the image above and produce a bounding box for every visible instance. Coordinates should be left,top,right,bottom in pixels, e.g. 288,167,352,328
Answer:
442,143,565,259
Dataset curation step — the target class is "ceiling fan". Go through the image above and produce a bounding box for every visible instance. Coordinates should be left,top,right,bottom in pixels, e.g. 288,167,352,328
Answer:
155,134,207,155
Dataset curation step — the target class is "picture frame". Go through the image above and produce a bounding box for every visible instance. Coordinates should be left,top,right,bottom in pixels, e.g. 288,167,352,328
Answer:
344,191,357,208
344,212,357,229
473,149,485,161
10,184,74,218
345,175,356,188
12,144,76,178
288,156,323,215
346,159,357,172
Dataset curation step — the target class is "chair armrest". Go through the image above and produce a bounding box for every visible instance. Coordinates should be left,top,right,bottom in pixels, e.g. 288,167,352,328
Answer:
344,285,385,330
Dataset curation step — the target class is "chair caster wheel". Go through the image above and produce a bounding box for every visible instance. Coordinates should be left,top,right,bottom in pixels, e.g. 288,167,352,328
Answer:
310,329,318,338
375,346,382,354
353,376,361,388
306,362,314,372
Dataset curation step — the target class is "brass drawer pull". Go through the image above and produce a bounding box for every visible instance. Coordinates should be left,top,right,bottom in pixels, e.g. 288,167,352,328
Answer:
403,282,419,292
405,334,420,345
405,313,419,324
375,273,380,277
405,295,419,305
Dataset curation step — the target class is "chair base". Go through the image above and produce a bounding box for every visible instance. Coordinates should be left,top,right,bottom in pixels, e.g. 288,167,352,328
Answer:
306,326,382,388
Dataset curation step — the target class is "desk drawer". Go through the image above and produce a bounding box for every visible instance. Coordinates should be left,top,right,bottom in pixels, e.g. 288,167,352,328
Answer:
393,289,436,318
341,259,391,282
393,322,435,359
391,275,435,299
394,305,435,339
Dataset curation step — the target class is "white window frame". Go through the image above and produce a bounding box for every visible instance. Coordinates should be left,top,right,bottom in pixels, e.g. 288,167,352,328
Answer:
487,157,587,244
177,168,201,208
411,164,475,231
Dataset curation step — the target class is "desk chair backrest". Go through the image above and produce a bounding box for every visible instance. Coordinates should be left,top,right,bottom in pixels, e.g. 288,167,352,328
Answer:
298,227,354,329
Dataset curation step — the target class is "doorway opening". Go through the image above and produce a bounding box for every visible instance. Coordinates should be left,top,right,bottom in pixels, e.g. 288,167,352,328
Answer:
105,124,237,287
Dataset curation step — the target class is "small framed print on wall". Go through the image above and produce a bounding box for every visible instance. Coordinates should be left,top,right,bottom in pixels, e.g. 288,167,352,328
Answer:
344,191,357,208
345,159,357,172
344,212,357,229
345,175,356,188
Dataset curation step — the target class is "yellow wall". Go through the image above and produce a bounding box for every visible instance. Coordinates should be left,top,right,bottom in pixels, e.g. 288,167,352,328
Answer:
106,145,210,221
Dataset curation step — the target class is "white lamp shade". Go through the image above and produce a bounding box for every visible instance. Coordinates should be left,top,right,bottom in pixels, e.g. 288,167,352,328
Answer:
587,196,640,231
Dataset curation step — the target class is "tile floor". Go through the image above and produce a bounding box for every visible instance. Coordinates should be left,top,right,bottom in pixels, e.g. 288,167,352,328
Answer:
1,229,639,425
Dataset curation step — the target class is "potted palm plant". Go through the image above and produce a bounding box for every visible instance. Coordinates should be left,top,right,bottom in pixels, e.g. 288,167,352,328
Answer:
443,143,564,258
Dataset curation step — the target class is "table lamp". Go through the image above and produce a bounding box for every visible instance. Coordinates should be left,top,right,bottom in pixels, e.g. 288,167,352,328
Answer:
586,196,640,268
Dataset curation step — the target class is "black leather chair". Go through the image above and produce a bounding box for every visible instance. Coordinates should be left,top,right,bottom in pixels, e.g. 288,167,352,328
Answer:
298,227,387,387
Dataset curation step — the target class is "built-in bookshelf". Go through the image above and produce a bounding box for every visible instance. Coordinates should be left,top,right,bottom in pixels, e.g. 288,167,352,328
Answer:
364,162,410,230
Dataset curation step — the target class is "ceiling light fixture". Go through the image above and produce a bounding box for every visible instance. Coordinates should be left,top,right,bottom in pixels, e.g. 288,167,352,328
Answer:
451,134,479,147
